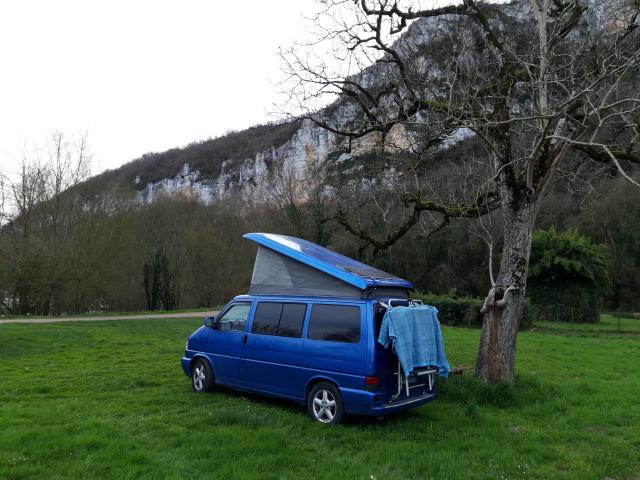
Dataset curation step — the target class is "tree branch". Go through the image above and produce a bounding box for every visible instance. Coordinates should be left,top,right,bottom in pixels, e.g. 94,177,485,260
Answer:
334,190,501,253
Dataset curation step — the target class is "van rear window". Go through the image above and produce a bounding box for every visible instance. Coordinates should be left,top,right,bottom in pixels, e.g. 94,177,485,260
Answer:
308,305,360,343
252,302,306,338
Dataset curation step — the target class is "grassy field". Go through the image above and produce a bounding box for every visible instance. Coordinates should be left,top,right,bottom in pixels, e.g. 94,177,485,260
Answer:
0,307,219,320
1,316,638,479
534,313,640,334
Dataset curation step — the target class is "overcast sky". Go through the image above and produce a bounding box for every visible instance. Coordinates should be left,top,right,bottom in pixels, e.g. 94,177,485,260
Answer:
0,0,318,177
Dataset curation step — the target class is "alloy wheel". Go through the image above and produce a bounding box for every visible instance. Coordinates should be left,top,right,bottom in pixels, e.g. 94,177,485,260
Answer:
312,388,337,423
193,364,206,391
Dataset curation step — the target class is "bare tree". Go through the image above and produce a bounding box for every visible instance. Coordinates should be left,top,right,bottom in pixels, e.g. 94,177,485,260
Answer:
280,0,640,382
266,162,307,235
0,172,8,226
0,132,92,315
48,130,91,222
265,156,336,244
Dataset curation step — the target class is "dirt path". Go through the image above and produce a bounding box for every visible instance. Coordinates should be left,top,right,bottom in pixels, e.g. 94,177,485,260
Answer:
0,311,219,325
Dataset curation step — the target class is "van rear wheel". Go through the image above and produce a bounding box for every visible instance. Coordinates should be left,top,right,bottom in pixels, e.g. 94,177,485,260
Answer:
192,358,215,393
308,382,345,424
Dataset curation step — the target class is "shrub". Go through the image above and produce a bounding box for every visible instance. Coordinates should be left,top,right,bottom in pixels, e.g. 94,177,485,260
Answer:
413,291,535,329
528,227,609,323
413,292,482,327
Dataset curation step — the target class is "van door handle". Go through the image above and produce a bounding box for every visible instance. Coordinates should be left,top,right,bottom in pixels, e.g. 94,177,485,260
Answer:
241,334,247,345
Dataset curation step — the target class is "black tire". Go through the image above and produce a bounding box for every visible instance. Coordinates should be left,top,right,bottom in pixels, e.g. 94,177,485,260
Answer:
307,382,346,424
191,358,215,393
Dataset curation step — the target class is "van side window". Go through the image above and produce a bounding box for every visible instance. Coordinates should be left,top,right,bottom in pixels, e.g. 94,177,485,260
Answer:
252,303,282,335
252,302,307,338
279,303,306,338
308,304,360,343
217,303,251,332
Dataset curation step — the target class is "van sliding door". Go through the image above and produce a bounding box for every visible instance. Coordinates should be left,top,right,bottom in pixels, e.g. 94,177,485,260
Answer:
240,302,307,400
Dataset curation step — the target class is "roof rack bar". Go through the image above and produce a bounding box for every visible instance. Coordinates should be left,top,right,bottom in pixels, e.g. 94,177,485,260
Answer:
378,298,423,309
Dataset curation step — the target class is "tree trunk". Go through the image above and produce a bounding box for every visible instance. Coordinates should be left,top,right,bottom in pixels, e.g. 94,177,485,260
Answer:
475,199,539,383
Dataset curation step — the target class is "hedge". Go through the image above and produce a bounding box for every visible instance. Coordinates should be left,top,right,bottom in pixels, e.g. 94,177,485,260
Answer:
412,291,535,329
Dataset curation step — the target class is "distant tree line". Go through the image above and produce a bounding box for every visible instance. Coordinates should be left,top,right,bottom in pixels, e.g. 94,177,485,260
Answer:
1,129,639,317
0,188,283,315
1,157,638,316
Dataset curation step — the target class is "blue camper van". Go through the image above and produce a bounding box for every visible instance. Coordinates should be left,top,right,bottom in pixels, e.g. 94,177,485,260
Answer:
181,233,448,424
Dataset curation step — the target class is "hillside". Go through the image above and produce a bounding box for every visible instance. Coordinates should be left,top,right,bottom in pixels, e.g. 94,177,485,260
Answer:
83,120,303,198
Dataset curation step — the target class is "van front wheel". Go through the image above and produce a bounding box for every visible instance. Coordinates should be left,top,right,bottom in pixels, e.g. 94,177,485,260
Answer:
191,358,215,393
308,382,345,424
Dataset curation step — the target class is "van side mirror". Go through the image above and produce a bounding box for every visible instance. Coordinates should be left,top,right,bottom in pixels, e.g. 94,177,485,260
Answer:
204,315,218,328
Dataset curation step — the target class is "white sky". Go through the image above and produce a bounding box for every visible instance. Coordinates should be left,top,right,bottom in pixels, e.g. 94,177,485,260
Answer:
0,0,318,177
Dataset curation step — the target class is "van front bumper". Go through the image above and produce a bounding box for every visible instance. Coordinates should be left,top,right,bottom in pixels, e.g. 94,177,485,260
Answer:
181,356,192,377
339,387,436,416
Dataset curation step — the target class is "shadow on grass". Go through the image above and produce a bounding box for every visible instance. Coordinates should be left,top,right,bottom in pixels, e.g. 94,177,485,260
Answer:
194,373,557,429
205,384,437,428
202,385,424,428
438,373,558,408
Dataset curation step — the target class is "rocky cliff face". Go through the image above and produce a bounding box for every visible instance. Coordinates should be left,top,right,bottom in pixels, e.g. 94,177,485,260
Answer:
136,119,339,204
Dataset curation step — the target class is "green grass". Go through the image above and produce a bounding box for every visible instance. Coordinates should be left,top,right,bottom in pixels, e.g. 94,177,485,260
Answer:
534,313,640,335
0,307,220,320
603,312,640,320
1,318,639,479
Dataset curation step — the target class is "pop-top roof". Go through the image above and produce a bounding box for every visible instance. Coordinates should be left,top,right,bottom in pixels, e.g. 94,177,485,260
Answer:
243,233,414,291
